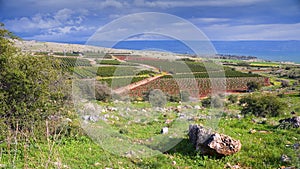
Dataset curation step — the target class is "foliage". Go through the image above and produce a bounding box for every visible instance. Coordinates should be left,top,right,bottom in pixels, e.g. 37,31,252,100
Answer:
236,62,250,67
228,94,238,104
0,23,70,130
281,80,290,88
0,23,18,56
239,94,287,117
145,89,167,107
246,81,261,92
168,95,181,102
180,90,190,102
201,96,223,108
95,82,111,102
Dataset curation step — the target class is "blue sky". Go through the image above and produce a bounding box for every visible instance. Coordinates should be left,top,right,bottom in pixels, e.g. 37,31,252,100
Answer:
1,0,300,42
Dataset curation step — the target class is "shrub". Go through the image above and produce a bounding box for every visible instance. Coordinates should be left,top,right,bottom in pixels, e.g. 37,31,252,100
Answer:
246,81,261,92
281,80,290,88
237,62,250,67
228,95,238,104
168,95,180,102
0,23,70,131
180,90,190,102
147,89,167,107
95,82,111,102
201,96,223,108
239,94,286,117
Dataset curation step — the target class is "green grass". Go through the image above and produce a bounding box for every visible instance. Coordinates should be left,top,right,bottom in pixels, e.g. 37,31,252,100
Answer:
97,59,121,65
1,94,299,168
96,66,153,77
98,76,148,88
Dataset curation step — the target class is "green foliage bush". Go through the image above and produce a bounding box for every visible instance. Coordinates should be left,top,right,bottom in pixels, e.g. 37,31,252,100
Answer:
145,89,167,107
201,96,223,108
168,95,180,102
180,90,190,102
95,82,111,102
0,24,70,131
281,80,290,88
246,81,261,92
239,94,286,117
228,94,238,104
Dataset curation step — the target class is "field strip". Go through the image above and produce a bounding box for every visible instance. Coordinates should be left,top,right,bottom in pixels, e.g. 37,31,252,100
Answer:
114,74,166,94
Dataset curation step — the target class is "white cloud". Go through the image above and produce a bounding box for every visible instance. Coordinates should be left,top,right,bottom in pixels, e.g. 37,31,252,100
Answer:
133,0,270,8
5,8,87,33
125,33,173,40
190,18,230,23
202,23,300,40
98,0,128,9
4,8,96,41
54,8,74,22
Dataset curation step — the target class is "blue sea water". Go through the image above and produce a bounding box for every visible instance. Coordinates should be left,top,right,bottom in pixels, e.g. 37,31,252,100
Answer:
70,40,300,63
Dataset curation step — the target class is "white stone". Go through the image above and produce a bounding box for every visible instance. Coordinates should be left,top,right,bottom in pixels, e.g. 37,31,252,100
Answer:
161,127,168,134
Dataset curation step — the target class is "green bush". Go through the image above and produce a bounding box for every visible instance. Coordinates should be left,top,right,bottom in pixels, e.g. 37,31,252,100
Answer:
180,90,190,102
246,81,261,92
239,94,286,117
146,89,167,107
0,24,70,130
95,82,111,102
228,94,238,104
281,80,290,88
168,95,180,102
201,96,223,108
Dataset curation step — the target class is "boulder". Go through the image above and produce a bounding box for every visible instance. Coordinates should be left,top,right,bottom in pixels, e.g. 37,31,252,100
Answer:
279,116,300,128
188,125,241,157
280,154,291,163
161,127,169,134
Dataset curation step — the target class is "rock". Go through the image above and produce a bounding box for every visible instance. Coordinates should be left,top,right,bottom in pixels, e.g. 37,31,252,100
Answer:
165,119,172,124
224,163,240,169
280,166,296,169
279,116,300,128
64,118,72,123
161,127,168,134
188,125,241,157
236,115,243,119
194,105,201,110
89,115,99,122
293,143,299,149
280,154,291,163
184,105,193,109
82,115,90,121
174,108,181,113
172,161,176,165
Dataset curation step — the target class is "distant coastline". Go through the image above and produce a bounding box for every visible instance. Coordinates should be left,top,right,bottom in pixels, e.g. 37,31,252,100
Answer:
21,39,300,63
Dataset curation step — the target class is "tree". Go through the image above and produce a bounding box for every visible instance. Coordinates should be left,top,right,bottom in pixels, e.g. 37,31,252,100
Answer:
239,94,286,117
0,23,18,55
246,81,261,92
0,23,69,129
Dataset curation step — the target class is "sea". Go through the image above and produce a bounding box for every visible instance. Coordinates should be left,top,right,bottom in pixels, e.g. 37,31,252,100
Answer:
67,40,300,63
